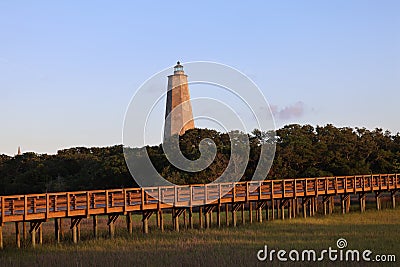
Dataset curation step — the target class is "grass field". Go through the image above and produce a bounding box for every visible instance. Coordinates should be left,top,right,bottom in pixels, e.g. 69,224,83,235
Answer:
0,207,399,266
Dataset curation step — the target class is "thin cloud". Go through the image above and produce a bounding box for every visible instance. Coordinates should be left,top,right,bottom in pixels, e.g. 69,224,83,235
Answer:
271,101,305,120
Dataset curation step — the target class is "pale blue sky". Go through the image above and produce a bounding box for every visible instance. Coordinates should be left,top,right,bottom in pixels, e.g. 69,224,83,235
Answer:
0,1,399,155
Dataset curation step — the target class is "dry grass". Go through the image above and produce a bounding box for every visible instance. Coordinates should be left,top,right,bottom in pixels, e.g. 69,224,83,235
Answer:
0,208,399,266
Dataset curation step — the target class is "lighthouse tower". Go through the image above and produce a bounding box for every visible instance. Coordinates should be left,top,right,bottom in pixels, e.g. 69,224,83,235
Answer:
164,61,195,140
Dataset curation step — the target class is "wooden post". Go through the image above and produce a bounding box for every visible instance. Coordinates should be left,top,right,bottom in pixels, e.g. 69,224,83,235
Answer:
60,218,64,238
183,209,187,229
330,196,334,214
256,202,260,222
292,199,296,218
31,227,36,248
55,218,60,243
172,209,175,229
241,203,245,225
77,223,81,242
23,222,27,242
288,200,292,219
362,195,366,212
127,212,133,234
313,197,317,215
189,207,193,229
363,195,366,212
39,223,43,245
341,195,345,214
174,210,180,232
277,200,281,219
376,193,381,210
205,209,210,229
15,222,21,248
359,194,366,213
302,198,307,218
217,205,221,228
281,201,285,220
160,210,164,232
258,203,263,223
209,208,213,226
225,204,229,226
249,202,253,224
143,213,149,234
266,202,270,221
109,218,115,239
296,198,300,217
93,215,98,238
0,226,2,250
72,222,77,244
346,195,350,213
232,205,237,227
199,207,203,229
156,210,160,228
391,191,396,209
271,200,275,220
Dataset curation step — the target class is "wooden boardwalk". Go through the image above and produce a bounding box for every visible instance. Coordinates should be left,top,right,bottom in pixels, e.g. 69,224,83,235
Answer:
0,173,399,249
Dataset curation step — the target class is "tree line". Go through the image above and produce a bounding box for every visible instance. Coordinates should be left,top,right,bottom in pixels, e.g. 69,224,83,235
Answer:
1,124,399,195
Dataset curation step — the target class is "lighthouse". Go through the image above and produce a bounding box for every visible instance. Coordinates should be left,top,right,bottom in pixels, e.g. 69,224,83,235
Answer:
164,61,195,140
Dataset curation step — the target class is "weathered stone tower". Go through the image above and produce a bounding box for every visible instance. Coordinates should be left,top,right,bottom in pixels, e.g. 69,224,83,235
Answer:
164,61,195,139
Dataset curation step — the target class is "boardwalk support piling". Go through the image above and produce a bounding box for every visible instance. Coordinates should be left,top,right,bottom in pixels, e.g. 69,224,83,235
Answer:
0,226,2,250
23,222,27,242
199,207,203,229
55,218,60,243
271,200,275,220
341,194,350,214
204,206,214,229
15,222,21,248
375,192,383,210
183,209,187,229
256,202,266,223
302,198,310,218
391,190,398,209
249,202,253,224
29,221,43,248
241,203,245,225
225,204,229,226
359,193,366,213
323,196,329,215
217,205,221,228
232,203,240,227
142,211,153,234
280,199,289,220
173,209,185,232
126,212,133,234
93,215,98,238
277,200,281,219
189,207,193,229
159,210,164,232
108,214,119,238
70,218,82,244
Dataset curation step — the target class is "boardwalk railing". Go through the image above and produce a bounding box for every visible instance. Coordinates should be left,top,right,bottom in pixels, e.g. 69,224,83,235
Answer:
0,173,399,249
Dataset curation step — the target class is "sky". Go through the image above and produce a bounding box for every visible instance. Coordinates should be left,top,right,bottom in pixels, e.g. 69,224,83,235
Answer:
0,1,399,156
